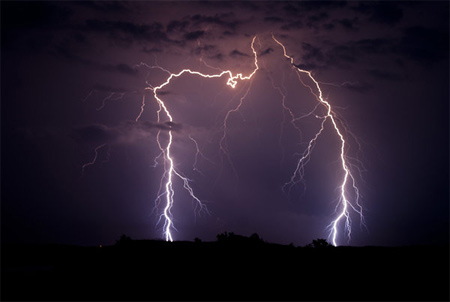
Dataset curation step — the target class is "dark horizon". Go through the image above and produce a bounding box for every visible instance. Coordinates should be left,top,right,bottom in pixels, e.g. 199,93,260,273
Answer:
2,235,449,301
2,229,449,249
1,1,449,248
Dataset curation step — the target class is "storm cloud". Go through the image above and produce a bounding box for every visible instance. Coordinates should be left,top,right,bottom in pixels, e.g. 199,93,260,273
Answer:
72,121,183,145
2,1,448,248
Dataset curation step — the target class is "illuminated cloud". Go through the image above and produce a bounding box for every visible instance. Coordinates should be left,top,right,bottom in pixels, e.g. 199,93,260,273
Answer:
72,121,183,145
1,1,448,247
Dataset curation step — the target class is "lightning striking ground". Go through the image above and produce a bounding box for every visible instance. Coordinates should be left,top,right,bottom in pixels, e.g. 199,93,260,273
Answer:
272,34,364,246
82,34,363,246
139,36,259,241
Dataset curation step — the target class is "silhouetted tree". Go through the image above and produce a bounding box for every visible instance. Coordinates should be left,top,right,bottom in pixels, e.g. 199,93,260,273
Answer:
194,237,202,243
306,238,333,248
249,233,264,244
217,231,232,242
116,234,132,246
217,232,265,246
249,233,260,241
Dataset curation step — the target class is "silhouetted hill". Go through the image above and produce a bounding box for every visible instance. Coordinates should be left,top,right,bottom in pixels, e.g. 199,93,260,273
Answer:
2,236,449,301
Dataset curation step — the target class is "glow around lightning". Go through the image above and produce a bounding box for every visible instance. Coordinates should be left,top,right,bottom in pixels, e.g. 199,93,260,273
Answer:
272,34,364,246
138,36,259,242
84,34,363,246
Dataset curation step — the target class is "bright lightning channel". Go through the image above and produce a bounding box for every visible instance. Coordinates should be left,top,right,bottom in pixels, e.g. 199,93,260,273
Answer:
139,36,259,242
272,34,364,246
83,35,363,246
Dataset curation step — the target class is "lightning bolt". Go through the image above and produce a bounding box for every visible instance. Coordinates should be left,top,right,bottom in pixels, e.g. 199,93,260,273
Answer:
82,34,364,246
139,36,259,241
272,34,364,246
189,135,215,176
96,92,126,111
81,143,107,176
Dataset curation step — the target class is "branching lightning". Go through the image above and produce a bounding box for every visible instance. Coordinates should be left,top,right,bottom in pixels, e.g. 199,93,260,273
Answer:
189,135,215,176
137,36,259,241
272,34,365,246
82,34,364,246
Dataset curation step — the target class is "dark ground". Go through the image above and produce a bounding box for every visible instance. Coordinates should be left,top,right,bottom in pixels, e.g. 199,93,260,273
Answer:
2,234,449,301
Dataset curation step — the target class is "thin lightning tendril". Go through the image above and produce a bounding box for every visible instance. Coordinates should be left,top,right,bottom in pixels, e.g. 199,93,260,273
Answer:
272,34,364,246
139,36,259,242
81,143,106,176
82,34,364,246
189,135,215,176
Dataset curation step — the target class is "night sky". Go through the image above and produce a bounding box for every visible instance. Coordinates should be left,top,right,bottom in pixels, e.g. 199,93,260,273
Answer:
2,1,448,247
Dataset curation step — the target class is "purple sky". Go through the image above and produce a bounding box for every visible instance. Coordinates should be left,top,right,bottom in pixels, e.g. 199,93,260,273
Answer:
2,1,448,247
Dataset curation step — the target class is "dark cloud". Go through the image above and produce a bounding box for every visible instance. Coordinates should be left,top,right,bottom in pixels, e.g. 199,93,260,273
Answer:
237,1,260,11
139,121,182,132
156,90,172,96
113,63,138,76
366,69,403,81
222,30,237,37
282,3,300,15
167,20,190,32
2,0,448,249
349,27,448,64
193,44,217,56
341,81,372,93
195,44,216,52
350,2,372,14
259,48,274,57
321,25,448,70
338,18,359,31
52,42,139,76
74,1,129,13
294,63,318,71
397,26,449,63
196,0,258,11
143,46,163,53
302,43,325,63
74,56,139,77
298,1,347,12
325,44,357,65
190,13,240,31
84,19,169,44
72,121,182,145
308,12,329,22
281,21,303,31
184,30,206,41
71,124,116,144
230,49,250,58
283,1,346,15
352,2,403,25
354,38,393,55
320,38,393,68
264,16,284,23
208,53,225,61
369,3,403,25
92,85,130,93
323,23,335,31
306,12,329,29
